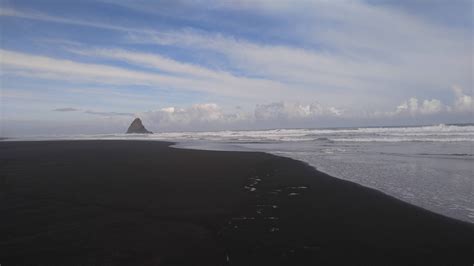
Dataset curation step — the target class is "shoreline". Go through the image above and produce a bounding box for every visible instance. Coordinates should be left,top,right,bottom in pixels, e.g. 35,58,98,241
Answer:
1,140,473,265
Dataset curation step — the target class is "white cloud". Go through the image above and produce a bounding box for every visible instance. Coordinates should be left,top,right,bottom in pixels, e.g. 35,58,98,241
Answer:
137,101,346,131
140,103,251,131
255,102,343,121
420,99,443,115
394,98,444,116
391,86,472,117
452,85,473,112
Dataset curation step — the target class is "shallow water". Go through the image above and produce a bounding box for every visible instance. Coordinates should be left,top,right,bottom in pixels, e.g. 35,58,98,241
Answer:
5,124,474,223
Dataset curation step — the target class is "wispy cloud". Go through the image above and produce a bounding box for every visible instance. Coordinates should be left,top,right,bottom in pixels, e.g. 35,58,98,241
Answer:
53,107,134,117
124,1,470,108
84,110,134,117
0,7,138,32
67,47,296,100
53,107,79,112
1,49,293,101
2,4,470,107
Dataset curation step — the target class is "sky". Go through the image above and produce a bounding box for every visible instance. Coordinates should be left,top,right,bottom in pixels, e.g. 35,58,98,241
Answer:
0,0,472,135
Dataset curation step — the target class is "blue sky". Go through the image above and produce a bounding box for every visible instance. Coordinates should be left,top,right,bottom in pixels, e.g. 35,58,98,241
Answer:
1,0,472,135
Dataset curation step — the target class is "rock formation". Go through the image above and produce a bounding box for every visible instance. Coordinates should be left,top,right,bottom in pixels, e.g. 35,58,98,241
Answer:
126,118,152,134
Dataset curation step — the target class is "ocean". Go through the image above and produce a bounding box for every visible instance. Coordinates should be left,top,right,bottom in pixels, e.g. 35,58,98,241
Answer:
5,124,474,223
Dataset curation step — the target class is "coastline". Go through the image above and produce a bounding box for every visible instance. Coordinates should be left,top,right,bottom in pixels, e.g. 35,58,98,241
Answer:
1,140,473,265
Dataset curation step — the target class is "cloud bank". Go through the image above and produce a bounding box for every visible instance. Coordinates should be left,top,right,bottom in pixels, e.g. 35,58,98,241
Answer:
3,86,471,136
133,86,472,132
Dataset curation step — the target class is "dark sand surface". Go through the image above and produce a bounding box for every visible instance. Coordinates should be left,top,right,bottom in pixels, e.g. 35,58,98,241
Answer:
0,140,473,265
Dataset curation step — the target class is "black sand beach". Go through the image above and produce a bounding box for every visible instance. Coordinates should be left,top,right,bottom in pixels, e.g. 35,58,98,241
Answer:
0,140,473,265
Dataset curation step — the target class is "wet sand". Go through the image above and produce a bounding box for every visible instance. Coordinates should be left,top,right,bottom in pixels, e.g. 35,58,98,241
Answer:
0,140,473,265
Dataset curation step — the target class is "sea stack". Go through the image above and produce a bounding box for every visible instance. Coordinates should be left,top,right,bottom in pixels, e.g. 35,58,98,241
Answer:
126,118,152,134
